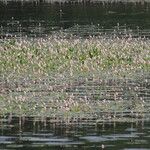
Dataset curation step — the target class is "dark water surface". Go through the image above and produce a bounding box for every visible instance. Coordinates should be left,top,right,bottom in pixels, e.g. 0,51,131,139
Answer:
0,117,150,150
0,1,150,37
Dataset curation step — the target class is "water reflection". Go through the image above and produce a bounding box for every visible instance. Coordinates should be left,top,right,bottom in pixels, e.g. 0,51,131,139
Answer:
0,117,150,149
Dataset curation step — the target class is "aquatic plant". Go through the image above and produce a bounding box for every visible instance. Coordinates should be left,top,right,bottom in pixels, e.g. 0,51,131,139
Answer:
0,36,149,77
0,35,150,122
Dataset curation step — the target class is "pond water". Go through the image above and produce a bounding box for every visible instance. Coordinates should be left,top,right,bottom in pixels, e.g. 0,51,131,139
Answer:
0,0,150,37
0,117,150,150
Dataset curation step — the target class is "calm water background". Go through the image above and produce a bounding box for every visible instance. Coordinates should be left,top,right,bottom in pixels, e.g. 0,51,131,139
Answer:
0,1,150,37
0,117,150,150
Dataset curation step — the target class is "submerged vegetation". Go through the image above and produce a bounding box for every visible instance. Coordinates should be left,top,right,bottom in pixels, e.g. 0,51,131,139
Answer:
0,35,150,122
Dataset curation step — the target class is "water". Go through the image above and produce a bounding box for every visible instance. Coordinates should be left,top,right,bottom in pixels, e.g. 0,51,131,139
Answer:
0,117,150,150
0,0,150,37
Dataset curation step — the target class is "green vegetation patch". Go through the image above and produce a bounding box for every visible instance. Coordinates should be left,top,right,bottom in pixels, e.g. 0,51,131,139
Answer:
0,36,150,121
0,37,149,78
